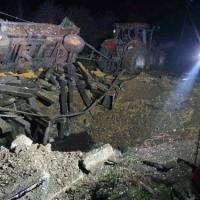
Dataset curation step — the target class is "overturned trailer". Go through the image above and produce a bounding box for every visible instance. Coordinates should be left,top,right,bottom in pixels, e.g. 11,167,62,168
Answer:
0,18,120,146
0,17,85,71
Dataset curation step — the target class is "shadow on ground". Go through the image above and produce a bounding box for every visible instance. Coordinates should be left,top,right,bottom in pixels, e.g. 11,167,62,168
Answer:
51,132,94,152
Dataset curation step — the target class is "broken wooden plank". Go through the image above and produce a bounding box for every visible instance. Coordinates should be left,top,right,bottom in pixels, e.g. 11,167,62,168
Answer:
58,78,69,139
12,117,31,136
43,121,53,144
37,89,58,105
0,84,36,97
28,97,41,113
0,118,12,134
0,96,16,107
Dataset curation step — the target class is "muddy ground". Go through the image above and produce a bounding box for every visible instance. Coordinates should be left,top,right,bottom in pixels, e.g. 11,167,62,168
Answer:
80,72,200,150
64,137,199,200
0,71,200,200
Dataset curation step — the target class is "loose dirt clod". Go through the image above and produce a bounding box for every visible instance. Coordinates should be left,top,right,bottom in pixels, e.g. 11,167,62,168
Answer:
1,72,200,200
85,72,200,150
0,144,83,200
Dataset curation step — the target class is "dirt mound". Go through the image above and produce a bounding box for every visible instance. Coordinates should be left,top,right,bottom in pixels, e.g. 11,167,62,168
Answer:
64,137,199,200
85,72,200,150
0,144,82,200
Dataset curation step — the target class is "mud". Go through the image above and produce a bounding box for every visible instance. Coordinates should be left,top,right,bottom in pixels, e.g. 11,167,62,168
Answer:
1,71,200,200
84,72,200,150
64,137,199,200
0,144,83,200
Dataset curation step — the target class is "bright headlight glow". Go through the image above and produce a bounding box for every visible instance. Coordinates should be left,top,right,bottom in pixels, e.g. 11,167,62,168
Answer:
164,60,200,112
152,60,200,133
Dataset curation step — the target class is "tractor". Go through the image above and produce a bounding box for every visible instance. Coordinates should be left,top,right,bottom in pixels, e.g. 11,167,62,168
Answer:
98,23,165,74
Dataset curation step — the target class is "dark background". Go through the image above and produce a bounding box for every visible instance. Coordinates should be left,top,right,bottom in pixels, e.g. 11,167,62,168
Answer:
0,0,200,71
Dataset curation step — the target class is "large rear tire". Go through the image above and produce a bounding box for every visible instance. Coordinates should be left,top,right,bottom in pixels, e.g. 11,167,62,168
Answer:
98,46,122,73
122,47,149,74
98,47,113,72
148,50,166,70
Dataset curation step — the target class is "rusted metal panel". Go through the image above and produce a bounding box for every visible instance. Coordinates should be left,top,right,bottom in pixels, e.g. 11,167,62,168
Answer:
0,19,85,72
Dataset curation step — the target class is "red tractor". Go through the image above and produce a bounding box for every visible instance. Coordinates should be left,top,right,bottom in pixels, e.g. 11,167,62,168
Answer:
98,23,165,74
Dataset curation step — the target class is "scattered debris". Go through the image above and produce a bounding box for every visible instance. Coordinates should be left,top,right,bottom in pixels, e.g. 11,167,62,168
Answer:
63,139,200,200
79,144,118,174
0,18,122,147
0,16,199,200
4,175,48,200
10,134,33,150
142,160,173,172
0,143,121,200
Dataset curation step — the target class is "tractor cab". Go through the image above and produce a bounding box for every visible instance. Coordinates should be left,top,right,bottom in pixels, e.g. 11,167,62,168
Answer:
98,22,164,74
113,23,159,49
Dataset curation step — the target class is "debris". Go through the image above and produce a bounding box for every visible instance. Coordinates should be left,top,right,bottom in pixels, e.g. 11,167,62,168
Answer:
0,84,36,97
142,160,173,172
10,134,33,150
80,144,117,173
0,118,12,134
194,129,200,166
104,160,117,166
4,176,47,200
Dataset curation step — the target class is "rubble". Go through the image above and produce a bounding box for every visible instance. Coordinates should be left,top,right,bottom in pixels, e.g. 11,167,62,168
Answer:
80,144,118,173
0,143,120,200
0,17,121,147
0,61,120,147
10,134,33,150
86,72,200,150
0,144,83,200
64,137,200,200
0,16,199,200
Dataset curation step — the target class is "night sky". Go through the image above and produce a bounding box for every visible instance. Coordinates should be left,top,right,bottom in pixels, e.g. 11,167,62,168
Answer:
0,0,200,70
0,0,185,23
0,0,191,37
0,0,198,41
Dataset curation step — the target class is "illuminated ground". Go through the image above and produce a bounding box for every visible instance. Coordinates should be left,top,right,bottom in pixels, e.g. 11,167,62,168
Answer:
81,72,200,150
1,71,200,199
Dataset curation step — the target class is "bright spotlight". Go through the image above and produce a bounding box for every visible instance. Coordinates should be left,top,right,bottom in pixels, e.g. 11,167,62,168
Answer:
164,60,200,112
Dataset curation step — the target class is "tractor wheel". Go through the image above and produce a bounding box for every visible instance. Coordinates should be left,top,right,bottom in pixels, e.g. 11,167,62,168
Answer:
98,46,121,73
98,46,112,72
98,39,122,73
157,51,165,68
149,50,165,70
122,47,149,74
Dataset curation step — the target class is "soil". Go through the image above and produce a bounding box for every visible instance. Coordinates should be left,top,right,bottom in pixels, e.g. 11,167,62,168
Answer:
83,72,200,150
0,144,83,200
0,71,200,199
60,136,200,200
